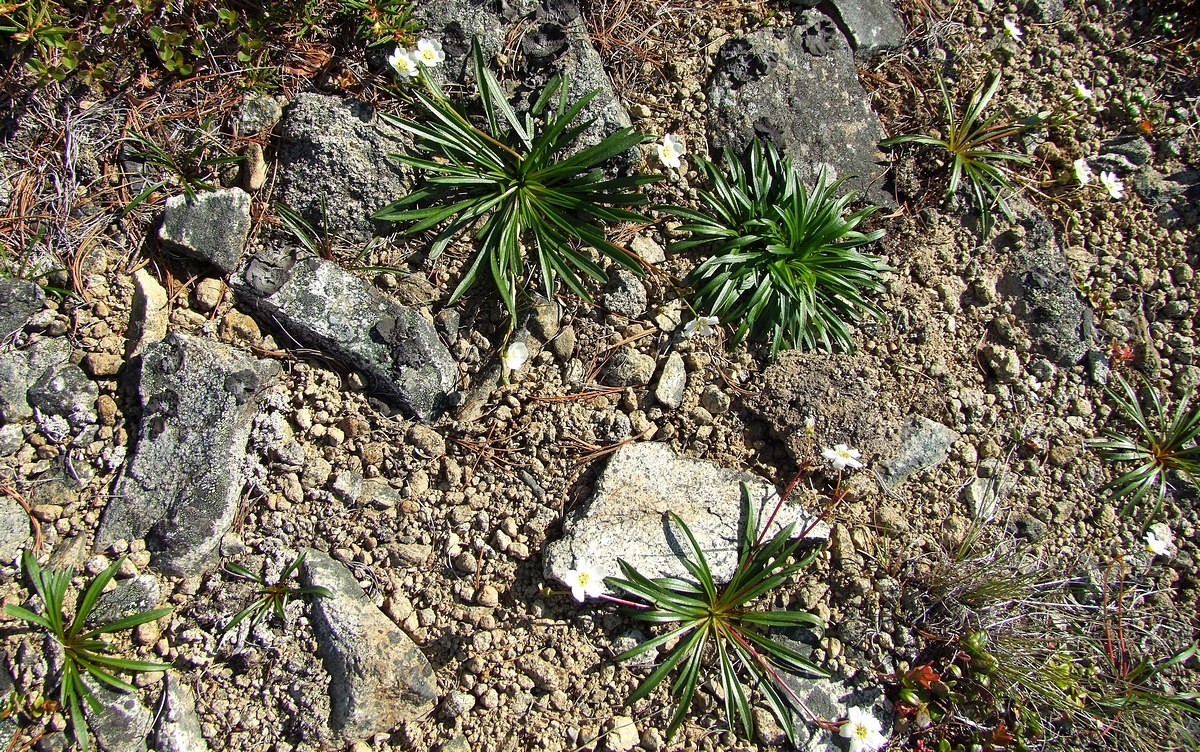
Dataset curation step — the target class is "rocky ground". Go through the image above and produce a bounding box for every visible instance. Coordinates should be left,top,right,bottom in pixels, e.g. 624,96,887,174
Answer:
0,0,1198,751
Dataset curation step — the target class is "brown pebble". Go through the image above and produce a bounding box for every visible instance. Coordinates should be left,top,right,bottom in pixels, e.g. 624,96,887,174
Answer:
83,352,123,377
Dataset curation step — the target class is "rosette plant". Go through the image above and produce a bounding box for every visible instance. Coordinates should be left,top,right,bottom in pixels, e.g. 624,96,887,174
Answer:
664,138,887,355
374,38,660,324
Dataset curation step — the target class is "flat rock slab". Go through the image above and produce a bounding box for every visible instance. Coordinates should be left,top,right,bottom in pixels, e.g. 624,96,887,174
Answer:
877,415,960,488
158,188,252,275
234,250,456,421
151,674,211,752
0,337,72,425
275,94,413,245
96,333,280,576
0,279,45,338
300,548,438,741
798,0,905,53
707,12,890,207
544,442,829,592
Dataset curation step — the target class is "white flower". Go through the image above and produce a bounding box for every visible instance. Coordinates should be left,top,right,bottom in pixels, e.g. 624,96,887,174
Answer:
1073,79,1094,100
656,134,685,170
388,47,420,78
564,561,604,602
682,315,719,339
804,416,816,436
1099,170,1124,200
501,341,529,371
1073,157,1092,185
414,38,446,67
839,706,887,752
821,444,863,471
1145,530,1172,557
1003,17,1022,42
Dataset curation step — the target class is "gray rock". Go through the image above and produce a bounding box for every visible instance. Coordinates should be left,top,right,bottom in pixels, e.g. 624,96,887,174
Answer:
0,278,45,338
601,348,656,387
127,269,170,358
772,654,891,752
877,415,960,488
234,93,284,136
158,188,252,275
96,334,281,576
1134,168,1199,228
1101,135,1152,166
604,269,648,318
0,494,29,564
300,548,438,740
629,235,665,265
962,474,1014,520
233,250,456,421
89,574,161,625
84,679,153,752
998,205,1095,366
544,442,829,592
0,337,69,427
811,0,906,52
0,423,22,456
412,0,506,82
707,15,890,206
150,674,211,752
28,362,98,430
276,94,413,245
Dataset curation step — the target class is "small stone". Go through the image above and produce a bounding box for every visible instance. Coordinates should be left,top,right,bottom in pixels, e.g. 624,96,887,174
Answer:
605,716,638,752
652,352,687,409
219,309,261,345
629,235,665,264
604,270,648,318
442,692,475,719
83,352,123,378
602,348,656,387
980,343,1021,383
158,188,252,275
242,142,268,191
193,278,225,313
699,385,730,415
406,425,446,458
128,269,170,358
475,585,500,608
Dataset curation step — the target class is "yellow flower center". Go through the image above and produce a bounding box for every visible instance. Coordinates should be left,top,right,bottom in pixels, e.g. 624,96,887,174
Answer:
662,145,675,159
577,572,590,587
854,724,869,740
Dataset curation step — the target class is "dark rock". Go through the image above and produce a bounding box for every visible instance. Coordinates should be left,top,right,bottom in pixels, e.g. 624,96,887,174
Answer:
0,338,71,424
89,575,161,625
28,362,98,430
707,14,891,206
0,279,45,338
96,334,281,576
877,415,960,488
275,94,413,245
158,188,252,275
232,250,456,421
998,206,1095,366
544,442,828,592
300,549,438,740
1135,168,1199,228
1101,134,1152,166
151,674,211,752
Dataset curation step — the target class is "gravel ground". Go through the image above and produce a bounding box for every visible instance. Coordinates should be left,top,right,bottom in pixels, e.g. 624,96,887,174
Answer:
0,0,1198,751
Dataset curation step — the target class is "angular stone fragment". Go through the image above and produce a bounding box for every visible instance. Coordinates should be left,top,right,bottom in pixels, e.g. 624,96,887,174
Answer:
127,269,170,358
96,334,280,575
158,188,252,275
707,13,890,206
233,250,456,421
84,679,153,752
0,494,29,564
0,338,71,425
544,442,829,592
151,674,212,752
28,362,98,430
653,352,687,410
300,549,438,740
0,278,45,338
798,0,905,52
275,94,412,245
877,415,960,488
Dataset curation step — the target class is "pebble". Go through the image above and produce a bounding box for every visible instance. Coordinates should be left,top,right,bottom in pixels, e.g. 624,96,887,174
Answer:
194,278,225,312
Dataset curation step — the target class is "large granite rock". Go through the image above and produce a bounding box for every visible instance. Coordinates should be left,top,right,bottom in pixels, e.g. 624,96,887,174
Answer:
707,12,890,206
0,337,72,425
275,94,413,245
544,442,829,592
795,0,906,53
158,188,252,275
95,334,280,576
151,674,211,752
233,250,456,421
300,549,438,740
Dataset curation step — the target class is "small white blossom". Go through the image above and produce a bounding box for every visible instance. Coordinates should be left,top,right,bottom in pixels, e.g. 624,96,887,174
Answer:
388,47,420,78
1003,17,1022,42
1073,79,1094,100
414,38,446,67
1073,158,1093,185
564,561,604,602
682,315,719,339
1099,170,1125,200
1145,530,1173,557
501,341,529,371
657,134,685,170
821,444,863,471
839,706,888,752
804,416,816,436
